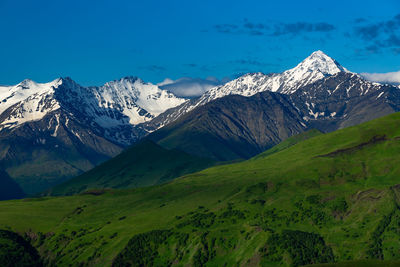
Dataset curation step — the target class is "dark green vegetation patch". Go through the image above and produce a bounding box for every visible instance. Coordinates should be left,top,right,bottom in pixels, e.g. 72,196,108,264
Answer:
261,230,334,266
112,230,173,266
0,230,42,267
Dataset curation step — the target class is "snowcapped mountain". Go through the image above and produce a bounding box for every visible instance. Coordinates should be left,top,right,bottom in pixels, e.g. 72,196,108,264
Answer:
197,50,349,105
0,77,187,194
0,78,62,129
92,77,187,125
276,50,349,94
140,50,351,131
0,50,351,143
0,77,187,144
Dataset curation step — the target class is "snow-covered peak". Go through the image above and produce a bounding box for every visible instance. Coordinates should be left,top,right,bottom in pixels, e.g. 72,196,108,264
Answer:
17,79,35,87
0,78,63,129
105,77,187,116
14,78,62,90
292,50,348,77
275,50,349,94
0,76,187,138
92,76,187,125
0,78,62,114
104,76,139,86
194,51,350,106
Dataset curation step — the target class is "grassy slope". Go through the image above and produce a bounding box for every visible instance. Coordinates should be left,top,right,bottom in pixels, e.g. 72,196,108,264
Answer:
48,140,215,196
1,113,400,265
252,128,322,159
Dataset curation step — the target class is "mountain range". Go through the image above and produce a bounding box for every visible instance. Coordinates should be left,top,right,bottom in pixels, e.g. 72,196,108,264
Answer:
0,77,186,194
1,50,400,196
141,50,350,131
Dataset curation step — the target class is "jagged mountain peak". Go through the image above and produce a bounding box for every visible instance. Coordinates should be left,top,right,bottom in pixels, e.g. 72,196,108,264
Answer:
17,78,35,87
0,78,63,114
146,51,361,130
98,76,187,123
14,77,63,90
0,75,187,135
253,50,351,94
59,76,82,87
120,76,140,82
308,50,331,59
0,78,62,130
293,50,349,75
194,50,350,105
104,76,140,86
101,76,162,96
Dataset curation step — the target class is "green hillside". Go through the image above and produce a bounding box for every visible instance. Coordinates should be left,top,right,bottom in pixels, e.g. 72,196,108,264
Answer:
1,112,400,265
48,140,215,196
252,128,323,159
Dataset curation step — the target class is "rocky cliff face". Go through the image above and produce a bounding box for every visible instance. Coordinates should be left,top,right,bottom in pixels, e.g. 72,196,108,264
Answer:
289,72,400,131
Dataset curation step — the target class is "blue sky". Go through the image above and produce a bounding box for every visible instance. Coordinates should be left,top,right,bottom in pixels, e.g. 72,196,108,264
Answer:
0,0,399,86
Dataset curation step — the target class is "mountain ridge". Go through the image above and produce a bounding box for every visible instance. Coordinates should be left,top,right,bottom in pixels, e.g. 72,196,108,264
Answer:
0,76,187,144
140,50,352,132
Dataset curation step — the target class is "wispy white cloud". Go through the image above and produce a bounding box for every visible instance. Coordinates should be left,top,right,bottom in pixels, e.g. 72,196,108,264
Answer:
361,70,400,85
158,77,229,98
157,78,175,87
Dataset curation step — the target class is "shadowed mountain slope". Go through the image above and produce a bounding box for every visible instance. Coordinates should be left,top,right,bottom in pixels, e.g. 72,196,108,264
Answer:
148,91,307,161
0,170,25,200
48,140,215,196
